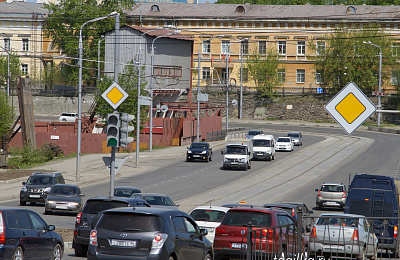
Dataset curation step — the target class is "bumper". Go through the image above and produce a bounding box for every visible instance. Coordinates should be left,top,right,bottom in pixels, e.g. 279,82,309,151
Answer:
20,193,47,203
223,162,247,169
277,147,291,151
309,242,364,256
187,154,208,161
74,233,90,246
253,152,271,160
45,204,81,213
316,199,345,208
87,245,166,260
214,248,246,259
378,237,398,250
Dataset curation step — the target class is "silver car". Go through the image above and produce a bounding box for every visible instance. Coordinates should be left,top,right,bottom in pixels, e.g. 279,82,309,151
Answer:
287,131,303,146
316,182,347,209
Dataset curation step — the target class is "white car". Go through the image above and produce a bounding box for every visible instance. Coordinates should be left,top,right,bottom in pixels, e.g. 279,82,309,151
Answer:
189,206,230,243
59,112,78,122
276,136,294,151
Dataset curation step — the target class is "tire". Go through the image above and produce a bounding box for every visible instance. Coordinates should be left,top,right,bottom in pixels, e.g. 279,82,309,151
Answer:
168,256,175,260
272,154,275,160
44,210,50,215
74,242,88,257
205,253,212,260
52,244,62,260
248,162,251,169
13,246,23,260
205,156,209,162
209,156,212,161
30,202,36,205
62,118,67,122
20,200,26,206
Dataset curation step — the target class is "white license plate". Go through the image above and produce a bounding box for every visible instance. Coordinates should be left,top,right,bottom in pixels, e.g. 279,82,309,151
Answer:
193,155,200,157
257,153,263,155
232,243,247,249
110,239,136,247
231,162,238,165
323,245,344,250
324,202,339,205
56,205,68,209
29,195,40,198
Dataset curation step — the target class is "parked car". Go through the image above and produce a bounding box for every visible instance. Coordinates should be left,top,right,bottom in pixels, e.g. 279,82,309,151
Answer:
189,205,230,242
287,132,303,146
214,206,308,260
59,112,78,122
276,137,294,152
0,207,64,259
131,193,180,209
309,213,378,259
87,207,213,260
45,184,85,214
315,182,347,209
263,202,313,232
245,130,264,139
186,142,213,162
20,171,65,206
114,186,141,197
73,196,150,257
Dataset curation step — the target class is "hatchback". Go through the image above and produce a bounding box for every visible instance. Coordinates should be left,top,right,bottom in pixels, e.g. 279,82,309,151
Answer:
315,183,347,209
59,112,78,122
87,207,213,260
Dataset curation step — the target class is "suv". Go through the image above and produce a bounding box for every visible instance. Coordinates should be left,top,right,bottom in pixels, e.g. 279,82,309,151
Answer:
73,197,150,257
59,112,78,122
0,207,64,259
214,207,308,260
87,207,213,260
287,132,303,146
20,171,65,206
315,183,347,209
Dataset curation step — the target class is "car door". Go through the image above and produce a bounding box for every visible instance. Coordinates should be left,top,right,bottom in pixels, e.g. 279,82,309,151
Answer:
27,211,54,258
183,216,206,260
16,211,38,258
171,214,192,259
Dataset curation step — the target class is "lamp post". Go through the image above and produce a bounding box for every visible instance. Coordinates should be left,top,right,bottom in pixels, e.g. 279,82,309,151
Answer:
76,11,118,182
97,35,105,83
363,41,382,126
196,35,224,142
149,30,180,151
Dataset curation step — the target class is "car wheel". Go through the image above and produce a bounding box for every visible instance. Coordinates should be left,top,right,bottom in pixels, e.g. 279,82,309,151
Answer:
168,256,175,260
209,155,212,161
74,242,88,257
52,244,62,260
248,162,251,169
44,210,50,215
19,200,26,206
205,156,209,162
272,154,275,160
13,246,23,260
62,118,67,122
358,247,366,260
205,253,212,260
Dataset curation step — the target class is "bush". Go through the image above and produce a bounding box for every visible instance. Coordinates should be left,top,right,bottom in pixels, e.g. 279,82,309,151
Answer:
7,143,64,167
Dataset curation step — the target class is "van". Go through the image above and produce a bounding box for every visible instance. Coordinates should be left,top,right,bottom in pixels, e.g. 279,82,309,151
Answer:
344,173,400,255
251,134,275,161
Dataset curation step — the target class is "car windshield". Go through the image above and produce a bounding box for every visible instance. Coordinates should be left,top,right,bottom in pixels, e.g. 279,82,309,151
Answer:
221,211,271,227
83,201,129,214
321,185,344,192
114,189,139,197
226,146,246,155
248,131,261,136
252,140,271,147
277,138,291,143
27,176,54,185
97,213,161,232
288,133,299,138
190,143,208,149
143,196,175,206
50,186,78,196
190,209,226,222
316,217,358,227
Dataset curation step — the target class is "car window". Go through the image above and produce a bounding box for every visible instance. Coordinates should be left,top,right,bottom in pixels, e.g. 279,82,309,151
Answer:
190,209,226,222
27,176,54,185
321,185,343,192
17,211,32,229
191,143,208,149
221,211,271,227
278,215,288,226
51,186,78,196
172,216,186,232
277,138,290,143
252,140,271,147
28,212,47,231
115,189,140,197
248,131,261,136
143,196,174,206
184,217,199,234
98,213,161,232
83,200,129,214
6,212,19,229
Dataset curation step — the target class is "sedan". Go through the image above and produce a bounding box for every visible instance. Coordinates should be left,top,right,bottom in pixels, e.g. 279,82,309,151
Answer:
186,142,213,162
276,137,294,151
45,184,84,214
131,193,180,209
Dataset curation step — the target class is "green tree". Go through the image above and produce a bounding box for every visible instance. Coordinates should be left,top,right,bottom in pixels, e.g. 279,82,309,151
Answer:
0,52,21,91
309,24,398,94
0,90,13,138
43,0,133,87
246,49,281,97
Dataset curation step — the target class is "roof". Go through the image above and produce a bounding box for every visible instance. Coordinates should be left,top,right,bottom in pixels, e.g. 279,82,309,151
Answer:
133,193,171,197
124,25,194,42
127,3,400,22
190,206,230,212
0,1,48,19
319,213,367,218
104,206,184,215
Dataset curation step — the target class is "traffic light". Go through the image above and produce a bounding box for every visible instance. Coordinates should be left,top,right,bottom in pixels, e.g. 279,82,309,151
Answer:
107,112,120,147
119,113,135,147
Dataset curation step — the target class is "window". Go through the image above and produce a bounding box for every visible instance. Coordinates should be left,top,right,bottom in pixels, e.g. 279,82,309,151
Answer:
316,41,325,56
21,64,28,75
3,38,10,51
297,41,306,55
28,212,46,231
22,39,29,51
392,43,400,57
259,41,266,55
202,67,211,80
391,71,399,85
277,69,286,83
316,70,324,84
221,40,230,54
202,40,210,54
297,69,305,83
278,41,286,55
153,66,182,77
242,68,248,82
241,40,248,55
172,216,186,232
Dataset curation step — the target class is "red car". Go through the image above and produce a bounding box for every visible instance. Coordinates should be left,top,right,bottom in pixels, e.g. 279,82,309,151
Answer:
214,207,308,259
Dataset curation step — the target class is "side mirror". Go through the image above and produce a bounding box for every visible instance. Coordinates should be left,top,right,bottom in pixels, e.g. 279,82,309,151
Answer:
22,182,26,185
186,147,190,149
200,228,208,236
315,189,319,192
248,152,251,155
48,225,56,231
80,194,85,197
221,151,224,155
175,202,180,207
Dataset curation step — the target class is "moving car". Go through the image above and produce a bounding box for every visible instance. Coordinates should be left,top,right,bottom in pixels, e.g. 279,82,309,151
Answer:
276,137,294,152
186,142,213,162
189,205,230,242
114,186,141,197
20,171,65,206
252,134,275,161
131,193,180,209
315,182,347,209
45,184,85,214
309,213,378,259
287,132,303,146
0,207,64,259
221,139,253,170
245,130,264,139
59,112,78,122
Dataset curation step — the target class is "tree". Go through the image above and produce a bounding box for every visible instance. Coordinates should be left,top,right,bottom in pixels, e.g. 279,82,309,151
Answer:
245,49,281,97
0,90,13,139
43,0,133,87
0,52,21,91
309,24,398,94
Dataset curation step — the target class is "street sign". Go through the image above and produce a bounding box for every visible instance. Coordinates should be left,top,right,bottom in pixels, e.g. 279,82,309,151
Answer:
197,93,209,102
232,100,238,106
372,91,385,96
160,105,168,113
138,96,152,106
102,157,126,176
325,82,376,134
101,82,128,110
317,88,323,93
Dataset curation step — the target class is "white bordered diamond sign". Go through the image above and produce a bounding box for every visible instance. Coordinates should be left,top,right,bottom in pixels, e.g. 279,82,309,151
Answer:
325,82,376,135
101,82,128,110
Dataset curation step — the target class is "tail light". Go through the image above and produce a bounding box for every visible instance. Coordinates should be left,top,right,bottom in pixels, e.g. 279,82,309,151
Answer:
0,212,4,245
89,230,97,246
291,208,295,217
351,229,359,241
215,226,226,236
394,226,398,238
317,191,321,197
152,233,168,249
262,229,275,237
76,213,82,224
342,192,347,198
311,227,317,238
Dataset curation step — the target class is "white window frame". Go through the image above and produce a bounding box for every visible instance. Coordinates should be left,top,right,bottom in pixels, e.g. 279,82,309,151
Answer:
221,40,230,54
22,38,29,52
277,69,286,83
392,42,400,57
202,67,211,81
297,41,306,55
21,64,28,75
316,70,324,85
316,41,325,56
297,69,305,83
202,40,211,54
241,40,248,55
259,41,267,55
3,38,10,51
278,41,286,55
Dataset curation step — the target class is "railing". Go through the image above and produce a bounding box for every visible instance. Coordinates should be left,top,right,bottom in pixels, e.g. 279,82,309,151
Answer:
9,85,97,97
207,130,226,142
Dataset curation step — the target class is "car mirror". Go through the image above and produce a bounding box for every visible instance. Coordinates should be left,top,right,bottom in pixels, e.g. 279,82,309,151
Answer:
315,189,318,192
175,202,180,207
221,151,224,155
80,193,85,197
48,225,56,231
22,182,26,185
200,228,208,236
187,147,190,149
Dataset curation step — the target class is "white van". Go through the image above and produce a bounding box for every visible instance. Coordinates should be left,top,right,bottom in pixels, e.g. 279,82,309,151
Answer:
251,135,275,161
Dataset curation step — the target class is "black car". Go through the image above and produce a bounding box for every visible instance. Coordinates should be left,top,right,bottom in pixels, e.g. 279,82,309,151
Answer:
20,171,65,206
186,142,213,162
0,207,64,259
114,186,141,197
45,184,85,214
73,197,150,257
87,207,213,260
131,193,180,209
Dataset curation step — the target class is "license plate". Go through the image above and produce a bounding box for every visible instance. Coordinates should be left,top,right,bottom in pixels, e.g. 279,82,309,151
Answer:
257,153,263,155
56,205,68,209
29,195,40,198
110,239,136,247
232,243,247,249
324,202,339,205
323,245,344,250
193,155,200,157
231,162,238,165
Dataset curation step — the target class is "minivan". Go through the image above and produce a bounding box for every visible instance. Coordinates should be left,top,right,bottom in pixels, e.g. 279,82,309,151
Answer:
344,173,400,256
252,134,275,161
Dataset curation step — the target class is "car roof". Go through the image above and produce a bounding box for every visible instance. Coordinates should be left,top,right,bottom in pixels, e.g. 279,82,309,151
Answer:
319,213,366,218
103,206,184,215
190,206,230,212
252,135,274,140
52,184,79,188
115,186,141,190
0,206,35,212
191,142,209,145
30,171,61,176
227,206,289,214
133,193,170,197
263,203,297,209
87,196,148,203
321,183,344,186
288,131,301,134
221,203,260,208
277,137,291,140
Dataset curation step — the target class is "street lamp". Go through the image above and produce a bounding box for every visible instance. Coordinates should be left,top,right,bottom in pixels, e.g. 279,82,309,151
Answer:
76,11,118,182
196,35,224,142
97,35,105,83
149,30,180,151
363,41,382,126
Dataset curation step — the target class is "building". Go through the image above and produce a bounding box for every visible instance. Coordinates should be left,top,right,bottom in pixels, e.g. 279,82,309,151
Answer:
126,3,400,93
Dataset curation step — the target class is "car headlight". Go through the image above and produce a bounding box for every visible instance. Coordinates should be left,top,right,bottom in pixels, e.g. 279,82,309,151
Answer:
238,158,245,162
68,202,79,206
21,186,27,192
187,150,192,154
224,157,229,162
201,151,206,154
44,187,52,193
47,200,56,204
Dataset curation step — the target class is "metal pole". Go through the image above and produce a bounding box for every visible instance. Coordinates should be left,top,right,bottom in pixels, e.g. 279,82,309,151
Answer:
136,53,141,166
98,35,104,84
378,47,382,126
150,41,154,152
226,53,229,132
197,39,202,142
240,43,243,119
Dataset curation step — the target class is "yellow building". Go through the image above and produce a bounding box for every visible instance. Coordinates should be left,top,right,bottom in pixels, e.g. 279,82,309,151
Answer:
126,3,400,93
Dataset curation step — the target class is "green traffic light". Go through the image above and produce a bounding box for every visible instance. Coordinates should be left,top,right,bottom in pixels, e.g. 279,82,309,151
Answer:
108,138,118,147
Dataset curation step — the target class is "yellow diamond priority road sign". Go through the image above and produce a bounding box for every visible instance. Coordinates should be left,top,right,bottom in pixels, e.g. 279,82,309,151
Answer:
101,82,128,110
325,82,376,134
